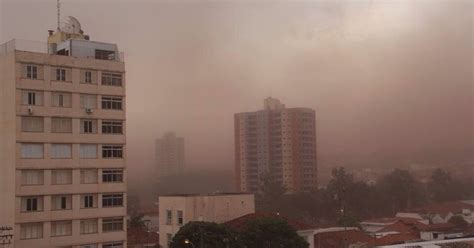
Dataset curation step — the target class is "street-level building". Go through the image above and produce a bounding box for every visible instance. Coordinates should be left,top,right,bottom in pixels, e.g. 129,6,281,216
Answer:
234,97,318,193
0,17,127,248
158,193,255,248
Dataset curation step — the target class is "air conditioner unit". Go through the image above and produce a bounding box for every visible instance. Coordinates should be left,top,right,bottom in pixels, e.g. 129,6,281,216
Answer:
85,108,93,114
28,107,34,115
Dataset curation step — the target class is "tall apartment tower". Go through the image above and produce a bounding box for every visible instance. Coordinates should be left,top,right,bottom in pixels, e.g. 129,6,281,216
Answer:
155,132,185,178
234,97,317,193
0,17,127,248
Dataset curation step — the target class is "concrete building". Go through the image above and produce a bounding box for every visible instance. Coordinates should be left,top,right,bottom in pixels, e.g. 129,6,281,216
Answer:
0,17,127,248
155,132,185,178
234,97,318,193
158,193,255,248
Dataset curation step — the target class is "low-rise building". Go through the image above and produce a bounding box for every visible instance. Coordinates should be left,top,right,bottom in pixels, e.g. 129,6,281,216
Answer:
158,193,255,248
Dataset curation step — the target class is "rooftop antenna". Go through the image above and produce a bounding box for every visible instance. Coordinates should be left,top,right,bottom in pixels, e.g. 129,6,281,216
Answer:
57,0,61,31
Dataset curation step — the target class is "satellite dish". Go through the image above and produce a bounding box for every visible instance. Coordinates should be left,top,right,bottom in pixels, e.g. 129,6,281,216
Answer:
61,16,82,34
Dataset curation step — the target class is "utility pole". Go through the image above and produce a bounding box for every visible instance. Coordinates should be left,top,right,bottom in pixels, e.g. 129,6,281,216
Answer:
341,186,347,248
144,220,151,247
200,226,204,248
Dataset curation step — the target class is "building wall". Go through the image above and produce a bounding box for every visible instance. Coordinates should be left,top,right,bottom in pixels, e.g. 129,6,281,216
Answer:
158,194,255,248
0,51,17,246
3,49,127,248
235,99,318,193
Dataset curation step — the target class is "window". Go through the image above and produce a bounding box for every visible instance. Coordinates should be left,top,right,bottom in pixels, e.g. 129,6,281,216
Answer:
102,242,123,248
102,194,123,207
95,50,116,61
80,119,97,134
101,72,122,86
167,233,172,246
81,169,98,184
82,70,94,84
102,121,123,134
21,197,43,212
51,195,72,210
102,169,123,183
101,96,123,110
81,194,97,208
102,217,123,232
51,92,72,107
55,68,67,81
177,210,184,225
20,223,43,239
26,65,38,79
21,143,43,158
22,91,43,106
102,145,123,158
51,118,72,133
21,117,44,132
166,210,172,225
80,245,98,248
51,170,72,185
51,144,72,158
80,219,98,234
51,221,72,236
80,94,97,109
80,144,97,159
21,170,44,185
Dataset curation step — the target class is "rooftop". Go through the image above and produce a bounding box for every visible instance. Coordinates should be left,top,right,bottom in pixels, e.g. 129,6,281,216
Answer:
0,39,124,62
159,192,254,197
224,212,314,232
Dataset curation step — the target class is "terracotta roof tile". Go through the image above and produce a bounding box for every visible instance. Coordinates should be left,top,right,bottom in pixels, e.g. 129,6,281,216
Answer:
370,233,420,246
223,212,314,232
314,229,373,248
412,201,474,218
127,227,160,246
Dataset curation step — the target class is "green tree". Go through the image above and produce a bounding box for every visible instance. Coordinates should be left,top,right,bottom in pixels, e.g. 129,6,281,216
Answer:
448,215,469,229
259,172,286,199
238,217,309,248
256,172,287,213
377,169,426,212
170,221,239,248
428,168,466,202
337,211,361,228
128,213,146,228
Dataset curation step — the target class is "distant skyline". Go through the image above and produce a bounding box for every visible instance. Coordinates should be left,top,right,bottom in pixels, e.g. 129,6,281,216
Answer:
2,0,472,178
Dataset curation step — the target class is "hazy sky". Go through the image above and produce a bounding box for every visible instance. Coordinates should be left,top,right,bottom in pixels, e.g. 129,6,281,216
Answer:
1,0,472,175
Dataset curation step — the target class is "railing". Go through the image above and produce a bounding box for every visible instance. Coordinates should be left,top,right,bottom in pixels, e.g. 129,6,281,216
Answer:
0,39,48,55
0,39,125,62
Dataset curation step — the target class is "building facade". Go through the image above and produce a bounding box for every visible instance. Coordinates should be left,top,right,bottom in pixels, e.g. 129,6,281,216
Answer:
0,17,127,248
155,132,185,178
158,193,255,248
235,97,318,193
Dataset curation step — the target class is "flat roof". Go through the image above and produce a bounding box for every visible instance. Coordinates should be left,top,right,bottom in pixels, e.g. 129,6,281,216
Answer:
159,192,254,197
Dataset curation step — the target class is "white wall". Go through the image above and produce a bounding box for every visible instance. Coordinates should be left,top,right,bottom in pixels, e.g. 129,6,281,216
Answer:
158,194,255,248
0,51,17,246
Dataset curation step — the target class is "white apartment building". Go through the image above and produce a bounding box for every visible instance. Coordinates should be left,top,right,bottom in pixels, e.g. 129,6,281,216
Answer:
158,193,255,248
0,17,127,248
